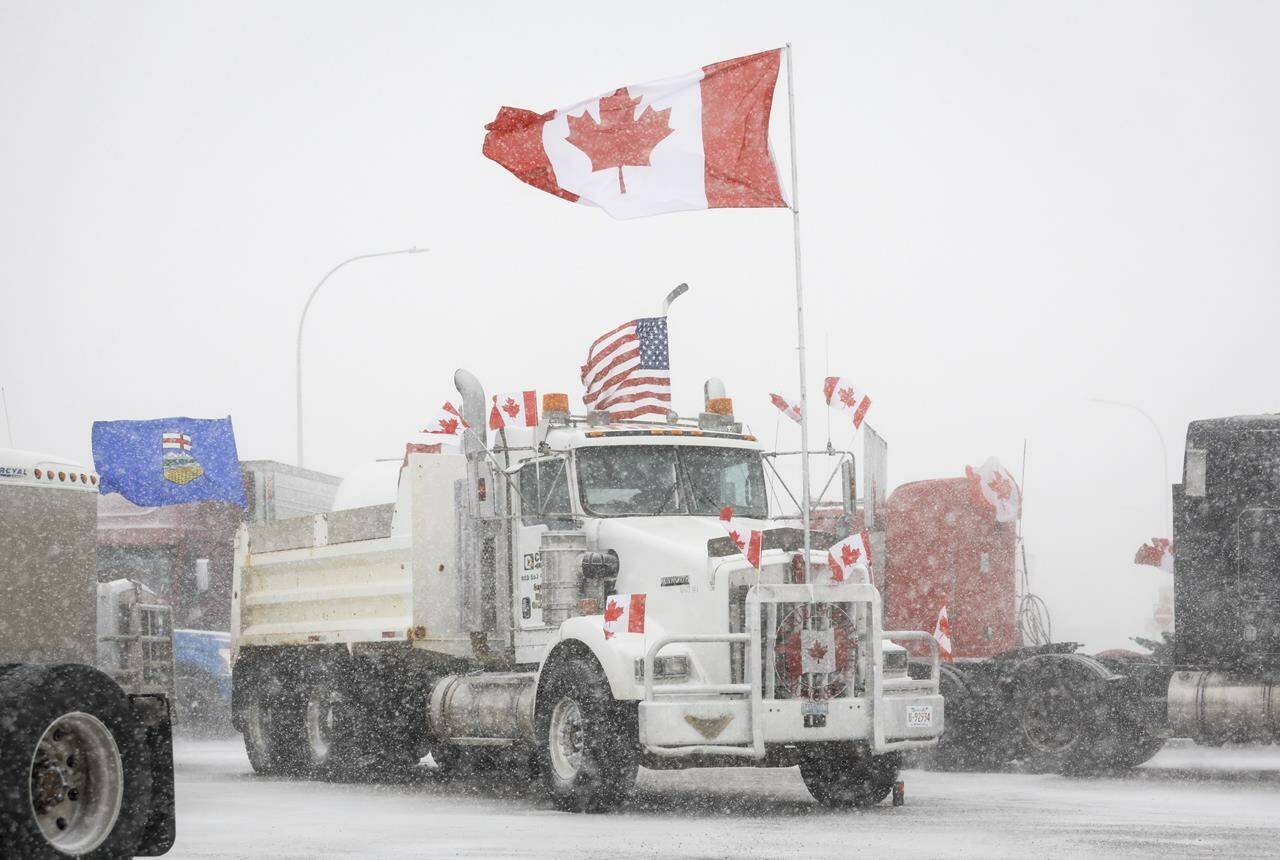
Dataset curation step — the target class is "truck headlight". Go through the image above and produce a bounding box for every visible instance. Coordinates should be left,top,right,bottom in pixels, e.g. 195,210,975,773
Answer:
882,646,909,678
635,655,690,683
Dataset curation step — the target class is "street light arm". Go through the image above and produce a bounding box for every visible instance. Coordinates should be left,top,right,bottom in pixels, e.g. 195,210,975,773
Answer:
296,247,428,468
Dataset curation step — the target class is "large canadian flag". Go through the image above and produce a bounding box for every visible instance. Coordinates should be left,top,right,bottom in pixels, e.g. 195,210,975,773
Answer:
421,402,468,437
1134,537,1174,574
483,49,789,220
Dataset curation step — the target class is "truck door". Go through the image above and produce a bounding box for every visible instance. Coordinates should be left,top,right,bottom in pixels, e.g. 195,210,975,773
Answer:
514,457,573,631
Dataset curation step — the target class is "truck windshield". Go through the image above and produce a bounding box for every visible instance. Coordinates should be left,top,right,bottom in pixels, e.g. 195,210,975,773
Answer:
576,445,768,518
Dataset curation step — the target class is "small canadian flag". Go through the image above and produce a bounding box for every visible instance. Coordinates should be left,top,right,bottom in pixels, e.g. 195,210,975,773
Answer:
603,593,646,640
823,377,872,429
933,605,954,663
489,391,539,430
966,457,1021,524
827,531,873,583
421,402,469,437
719,506,763,569
769,393,802,424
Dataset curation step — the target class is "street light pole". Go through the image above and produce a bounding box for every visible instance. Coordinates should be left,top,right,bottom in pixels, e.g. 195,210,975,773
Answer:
296,247,427,468
1089,397,1170,531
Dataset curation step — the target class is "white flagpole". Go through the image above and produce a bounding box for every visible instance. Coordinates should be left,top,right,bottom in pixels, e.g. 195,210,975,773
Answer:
785,43,813,573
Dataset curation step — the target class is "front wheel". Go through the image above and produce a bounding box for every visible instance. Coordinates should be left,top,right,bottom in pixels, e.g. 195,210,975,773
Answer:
800,745,900,808
535,657,637,813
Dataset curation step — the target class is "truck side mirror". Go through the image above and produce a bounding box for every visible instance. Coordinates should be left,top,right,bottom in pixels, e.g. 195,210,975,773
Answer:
195,558,210,593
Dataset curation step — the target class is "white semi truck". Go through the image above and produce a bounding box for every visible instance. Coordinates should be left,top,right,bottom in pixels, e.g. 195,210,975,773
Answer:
230,373,943,811
0,449,175,859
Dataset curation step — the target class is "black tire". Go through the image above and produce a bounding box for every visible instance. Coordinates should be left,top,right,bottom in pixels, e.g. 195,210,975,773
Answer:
0,663,154,859
240,684,305,777
799,744,900,808
1014,660,1110,775
535,656,637,813
298,672,359,780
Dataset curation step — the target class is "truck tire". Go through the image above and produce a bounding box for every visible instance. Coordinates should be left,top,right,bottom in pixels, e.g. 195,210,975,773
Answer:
1014,657,1110,775
799,745,900,808
535,656,638,813
300,675,357,780
241,688,305,776
0,664,154,859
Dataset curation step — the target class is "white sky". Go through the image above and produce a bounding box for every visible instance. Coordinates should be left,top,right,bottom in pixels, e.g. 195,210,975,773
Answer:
3,1,1277,649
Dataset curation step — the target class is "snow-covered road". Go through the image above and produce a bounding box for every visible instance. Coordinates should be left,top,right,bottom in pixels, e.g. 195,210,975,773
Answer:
166,739,1280,859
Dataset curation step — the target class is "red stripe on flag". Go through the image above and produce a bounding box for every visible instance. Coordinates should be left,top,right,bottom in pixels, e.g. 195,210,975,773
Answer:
482,107,579,203
700,49,788,209
852,396,871,429
522,390,539,426
627,594,646,634
608,404,671,421
746,530,763,569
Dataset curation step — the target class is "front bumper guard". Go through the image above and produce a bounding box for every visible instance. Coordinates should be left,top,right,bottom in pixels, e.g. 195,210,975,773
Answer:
640,583,943,759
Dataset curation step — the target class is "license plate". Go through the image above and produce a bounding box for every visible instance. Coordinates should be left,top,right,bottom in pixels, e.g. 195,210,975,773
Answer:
802,700,829,717
906,705,933,728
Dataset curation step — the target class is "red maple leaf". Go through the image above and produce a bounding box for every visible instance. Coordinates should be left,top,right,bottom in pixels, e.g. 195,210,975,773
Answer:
841,543,860,566
987,470,1013,501
828,555,845,583
838,387,858,409
502,397,521,418
603,598,624,639
728,530,746,550
565,88,674,194
437,417,459,435
807,640,829,663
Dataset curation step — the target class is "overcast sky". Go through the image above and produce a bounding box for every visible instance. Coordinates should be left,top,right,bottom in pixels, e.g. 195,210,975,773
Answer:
3,1,1277,649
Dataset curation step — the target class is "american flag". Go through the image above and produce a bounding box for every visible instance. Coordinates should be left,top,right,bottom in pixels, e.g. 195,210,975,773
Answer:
580,316,671,420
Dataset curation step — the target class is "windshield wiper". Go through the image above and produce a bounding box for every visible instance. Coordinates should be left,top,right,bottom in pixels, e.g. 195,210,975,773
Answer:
652,478,680,514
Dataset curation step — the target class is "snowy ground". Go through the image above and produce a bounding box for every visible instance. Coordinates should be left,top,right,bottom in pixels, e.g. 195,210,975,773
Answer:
166,738,1280,859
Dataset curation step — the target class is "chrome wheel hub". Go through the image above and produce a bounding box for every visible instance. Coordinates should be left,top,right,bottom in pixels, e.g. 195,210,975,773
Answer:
30,711,124,855
548,698,585,781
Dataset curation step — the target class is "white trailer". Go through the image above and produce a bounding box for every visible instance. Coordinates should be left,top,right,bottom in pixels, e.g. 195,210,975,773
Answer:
231,372,943,811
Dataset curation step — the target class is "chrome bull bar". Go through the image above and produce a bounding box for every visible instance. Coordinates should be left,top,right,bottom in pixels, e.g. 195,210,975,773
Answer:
641,583,941,759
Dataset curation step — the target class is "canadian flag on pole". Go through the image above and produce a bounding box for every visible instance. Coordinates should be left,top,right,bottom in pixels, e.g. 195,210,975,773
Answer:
827,531,873,583
602,593,646,640
483,49,788,220
489,391,539,430
719,506,764,569
933,605,954,663
1134,538,1174,574
421,402,469,437
823,377,872,429
966,457,1021,523
769,393,802,424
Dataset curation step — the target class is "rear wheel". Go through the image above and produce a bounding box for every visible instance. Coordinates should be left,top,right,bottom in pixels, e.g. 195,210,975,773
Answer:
241,689,304,776
536,657,637,813
799,744,899,808
1015,660,1109,774
0,664,153,859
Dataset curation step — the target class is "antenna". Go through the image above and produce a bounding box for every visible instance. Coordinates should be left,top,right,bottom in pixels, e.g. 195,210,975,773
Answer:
1,386,12,447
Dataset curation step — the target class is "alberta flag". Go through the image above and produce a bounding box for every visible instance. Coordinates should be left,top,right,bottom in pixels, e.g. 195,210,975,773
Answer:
92,416,246,508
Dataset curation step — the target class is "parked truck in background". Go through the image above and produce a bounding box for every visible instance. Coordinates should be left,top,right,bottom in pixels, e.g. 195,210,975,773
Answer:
884,414,1280,773
230,372,944,811
1,449,175,858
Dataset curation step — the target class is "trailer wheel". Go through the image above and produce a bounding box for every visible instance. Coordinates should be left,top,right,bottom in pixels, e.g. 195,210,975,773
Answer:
301,679,356,779
800,745,900,808
0,664,153,859
536,656,637,813
1015,658,1109,774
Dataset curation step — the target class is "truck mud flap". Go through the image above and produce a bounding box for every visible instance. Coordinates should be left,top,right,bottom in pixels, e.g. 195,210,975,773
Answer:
129,693,177,856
